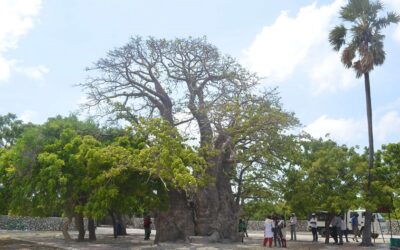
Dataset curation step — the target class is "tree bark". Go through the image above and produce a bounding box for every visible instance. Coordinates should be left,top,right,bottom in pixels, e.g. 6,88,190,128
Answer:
193,133,239,241
75,214,85,241
116,213,127,235
109,210,117,238
155,189,195,243
361,72,374,246
88,218,96,241
194,162,238,240
62,216,72,241
324,213,334,244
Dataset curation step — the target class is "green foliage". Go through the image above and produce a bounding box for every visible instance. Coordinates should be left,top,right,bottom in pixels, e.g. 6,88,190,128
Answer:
283,136,366,217
225,90,300,205
243,200,290,220
0,113,28,149
0,115,206,222
375,143,400,217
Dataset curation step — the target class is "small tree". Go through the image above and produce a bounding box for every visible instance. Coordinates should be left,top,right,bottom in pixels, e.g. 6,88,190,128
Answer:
375,143,400,216
329,0,399,245
284,137,364,243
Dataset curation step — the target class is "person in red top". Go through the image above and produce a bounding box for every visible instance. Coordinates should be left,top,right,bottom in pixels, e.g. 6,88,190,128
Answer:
143,215,152,240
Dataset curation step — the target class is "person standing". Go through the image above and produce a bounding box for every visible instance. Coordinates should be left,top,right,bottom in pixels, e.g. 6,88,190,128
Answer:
330,214,343,245
278,215,287,248
238,219,246,243
309,213,318,242
340,215,349,243
289,213,297,241
143,215,152,240
272,216,281,247
351,213,359,242
263,216,274,247
243,219,249,237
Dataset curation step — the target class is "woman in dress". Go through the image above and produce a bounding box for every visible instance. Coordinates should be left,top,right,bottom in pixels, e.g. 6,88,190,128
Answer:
263,216,274,247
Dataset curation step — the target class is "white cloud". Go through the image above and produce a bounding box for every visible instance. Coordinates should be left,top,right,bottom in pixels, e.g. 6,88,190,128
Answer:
376,111,400,142
20,110,38,123
243,0,345,83
0,0,42,81
309,52,357,94
305,108,400,147
15,65,49,80
243,0,367,94
77,95,89,106
0,57,12,80
304,115,365,145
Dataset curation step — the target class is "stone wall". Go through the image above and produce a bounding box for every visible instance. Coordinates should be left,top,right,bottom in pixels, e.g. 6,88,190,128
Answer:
0,215,85,231
246,220,309,231
0,215,399,234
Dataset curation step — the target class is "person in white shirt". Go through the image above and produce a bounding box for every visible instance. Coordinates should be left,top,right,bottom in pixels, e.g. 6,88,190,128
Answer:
309,213,318,242
289,213,297,240
264,216,274,247
330,214,342,245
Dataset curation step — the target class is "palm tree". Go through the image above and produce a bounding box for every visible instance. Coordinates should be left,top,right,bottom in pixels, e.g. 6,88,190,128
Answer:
329,0,399,246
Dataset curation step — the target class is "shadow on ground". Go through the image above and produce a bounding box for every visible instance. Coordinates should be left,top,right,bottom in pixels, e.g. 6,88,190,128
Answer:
0,228,394,249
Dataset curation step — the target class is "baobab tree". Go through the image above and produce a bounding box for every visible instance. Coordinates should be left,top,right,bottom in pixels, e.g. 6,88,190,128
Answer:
80,36,298,242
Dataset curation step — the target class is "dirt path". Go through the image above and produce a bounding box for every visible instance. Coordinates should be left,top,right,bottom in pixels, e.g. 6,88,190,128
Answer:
0,237,60,249
0,228,395,249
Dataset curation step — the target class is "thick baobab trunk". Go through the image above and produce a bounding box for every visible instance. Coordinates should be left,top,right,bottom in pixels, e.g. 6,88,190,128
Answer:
75,214,85,241
361,72,374,246
155,164,238,243
155,189,195,243
88,218,96,241
155,130,238,242
194,161,238,241
155,131,238,242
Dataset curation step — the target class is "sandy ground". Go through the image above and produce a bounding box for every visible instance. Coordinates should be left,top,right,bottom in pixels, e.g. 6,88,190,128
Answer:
0,227,398,249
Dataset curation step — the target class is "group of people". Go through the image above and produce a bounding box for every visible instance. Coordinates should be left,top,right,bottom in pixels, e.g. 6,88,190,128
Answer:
308,212,360,244
263,214,294,247
262,212,360,247
144,212,360,245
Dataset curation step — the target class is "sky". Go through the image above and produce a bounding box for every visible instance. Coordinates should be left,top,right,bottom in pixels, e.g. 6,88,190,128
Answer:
0,0,399,149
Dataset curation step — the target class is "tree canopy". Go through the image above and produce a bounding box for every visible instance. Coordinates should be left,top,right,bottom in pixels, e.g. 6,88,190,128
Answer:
78,36,300,241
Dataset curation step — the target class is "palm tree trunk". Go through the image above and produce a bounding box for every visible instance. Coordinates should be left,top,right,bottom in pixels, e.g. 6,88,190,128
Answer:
361,72,374,246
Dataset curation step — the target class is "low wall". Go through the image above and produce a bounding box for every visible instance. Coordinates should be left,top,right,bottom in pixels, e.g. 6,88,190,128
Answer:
0,215,85,231
1,215,399,234
246,220,309,231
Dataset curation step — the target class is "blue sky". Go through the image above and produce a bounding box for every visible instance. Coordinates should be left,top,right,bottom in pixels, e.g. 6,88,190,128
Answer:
0,0,399,149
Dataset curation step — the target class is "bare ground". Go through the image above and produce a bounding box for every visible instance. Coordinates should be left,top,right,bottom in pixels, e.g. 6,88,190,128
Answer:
0,228,396,249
